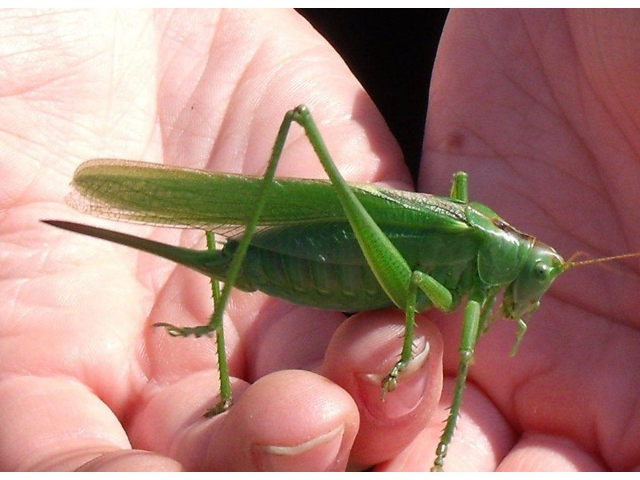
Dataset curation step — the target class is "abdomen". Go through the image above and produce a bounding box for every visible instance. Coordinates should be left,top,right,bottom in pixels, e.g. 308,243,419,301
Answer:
220,237,394,311
207,222,480,312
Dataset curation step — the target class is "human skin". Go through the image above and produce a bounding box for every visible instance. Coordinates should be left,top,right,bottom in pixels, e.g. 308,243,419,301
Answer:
421,9,640,472
1,9,639,472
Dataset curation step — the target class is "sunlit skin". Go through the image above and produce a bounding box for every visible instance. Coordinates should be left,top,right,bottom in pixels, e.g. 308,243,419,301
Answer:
1,9,639,471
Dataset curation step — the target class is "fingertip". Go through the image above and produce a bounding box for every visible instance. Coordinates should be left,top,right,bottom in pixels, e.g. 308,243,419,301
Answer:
206,370,359,471
322,310,443,466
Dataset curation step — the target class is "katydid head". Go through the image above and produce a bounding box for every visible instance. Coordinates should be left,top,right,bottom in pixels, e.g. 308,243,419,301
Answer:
501,244,640,353
501,241,565,322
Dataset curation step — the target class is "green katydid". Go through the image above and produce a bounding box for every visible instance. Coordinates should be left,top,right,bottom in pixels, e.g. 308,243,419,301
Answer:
42,105,639,471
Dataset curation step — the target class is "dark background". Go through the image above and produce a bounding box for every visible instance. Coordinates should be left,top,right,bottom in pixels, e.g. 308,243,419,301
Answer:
297,9,449,182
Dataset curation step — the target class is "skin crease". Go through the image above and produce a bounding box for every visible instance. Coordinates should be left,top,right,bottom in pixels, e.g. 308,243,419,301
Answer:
0,8,638,472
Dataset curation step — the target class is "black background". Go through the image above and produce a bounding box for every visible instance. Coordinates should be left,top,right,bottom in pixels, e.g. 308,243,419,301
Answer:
297,9,449,182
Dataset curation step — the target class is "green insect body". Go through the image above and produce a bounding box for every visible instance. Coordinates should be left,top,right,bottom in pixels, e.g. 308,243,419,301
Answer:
44,106,570,471
58,164,561,317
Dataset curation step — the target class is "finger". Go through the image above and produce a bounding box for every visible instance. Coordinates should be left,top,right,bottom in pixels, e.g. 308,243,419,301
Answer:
497,434,604,471
395,377,515,471
127,369,358,471
321,310,443,468
76,450,182,472
0,376,156,471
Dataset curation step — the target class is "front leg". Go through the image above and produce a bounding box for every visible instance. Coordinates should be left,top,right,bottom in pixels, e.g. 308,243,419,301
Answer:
449,171,469,203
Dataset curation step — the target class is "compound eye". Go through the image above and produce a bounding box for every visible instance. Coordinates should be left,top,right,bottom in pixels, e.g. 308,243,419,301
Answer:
533,261,551,281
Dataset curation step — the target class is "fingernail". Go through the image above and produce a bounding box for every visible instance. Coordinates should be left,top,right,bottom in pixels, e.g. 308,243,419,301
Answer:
359,338,431,419
252,424,345,471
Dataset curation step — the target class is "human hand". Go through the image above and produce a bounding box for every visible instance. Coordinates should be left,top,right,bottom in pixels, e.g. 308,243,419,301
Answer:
420,10,640,471
0,9,443,471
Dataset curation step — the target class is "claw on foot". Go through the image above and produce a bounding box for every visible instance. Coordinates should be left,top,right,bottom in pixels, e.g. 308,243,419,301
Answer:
380,359,409,400
204,398,233,418
154,322,214,338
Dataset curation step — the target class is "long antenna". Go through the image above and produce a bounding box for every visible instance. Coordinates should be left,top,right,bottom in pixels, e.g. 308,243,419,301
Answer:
565,251,640,269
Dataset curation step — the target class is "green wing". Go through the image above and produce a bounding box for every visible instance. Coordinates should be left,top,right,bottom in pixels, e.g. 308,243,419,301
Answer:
69,159,470,235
